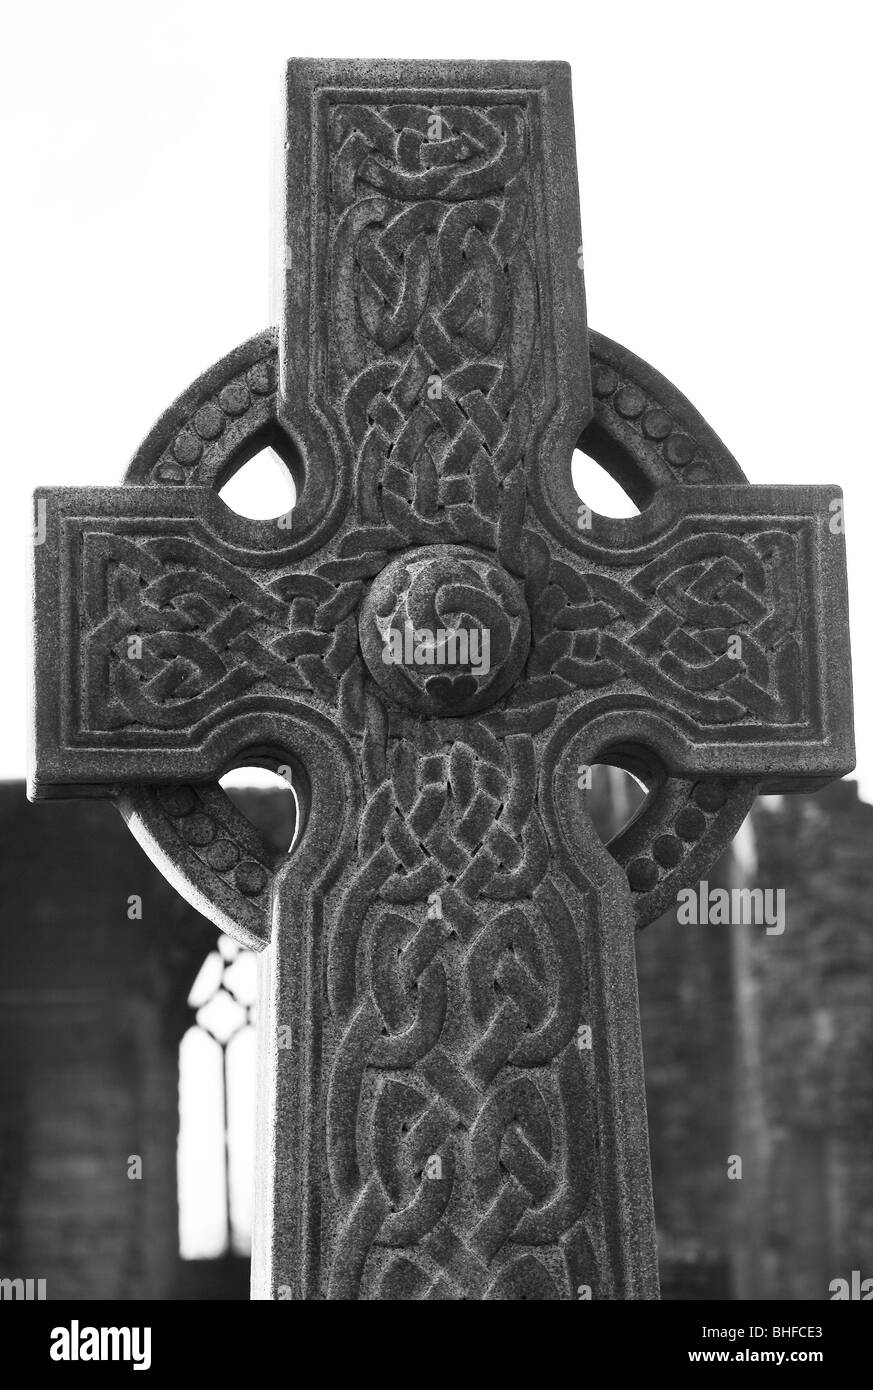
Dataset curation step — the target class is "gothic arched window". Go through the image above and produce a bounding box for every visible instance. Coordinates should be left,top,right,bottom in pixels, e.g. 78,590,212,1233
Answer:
178,934,257,1259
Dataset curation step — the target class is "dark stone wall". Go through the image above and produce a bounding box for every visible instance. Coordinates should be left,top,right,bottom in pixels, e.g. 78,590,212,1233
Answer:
733,782,873,1299
0,784,214,1299
636,781,873,1300
635,876,734,1299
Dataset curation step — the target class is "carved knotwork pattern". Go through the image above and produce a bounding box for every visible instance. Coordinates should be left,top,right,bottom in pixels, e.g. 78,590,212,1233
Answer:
522,530,803,724
79,278,804,1298
82,524,804,734
81,100,809,745
329,103,542,550
326,702,596,1299
82,532,367,730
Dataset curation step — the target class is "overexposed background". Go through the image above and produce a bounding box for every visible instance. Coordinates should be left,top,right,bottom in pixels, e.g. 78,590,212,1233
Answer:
2,0,870,793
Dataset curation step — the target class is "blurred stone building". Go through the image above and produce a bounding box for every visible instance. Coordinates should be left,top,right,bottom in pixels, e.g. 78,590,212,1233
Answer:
0,776,871,1299
0,781,292,1301
583,772,871,1301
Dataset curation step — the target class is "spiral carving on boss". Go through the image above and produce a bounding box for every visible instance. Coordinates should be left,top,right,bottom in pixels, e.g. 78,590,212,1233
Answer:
358,545,531,716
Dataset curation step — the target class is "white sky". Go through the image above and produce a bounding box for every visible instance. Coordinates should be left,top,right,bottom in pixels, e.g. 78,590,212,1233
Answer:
3,1,870,797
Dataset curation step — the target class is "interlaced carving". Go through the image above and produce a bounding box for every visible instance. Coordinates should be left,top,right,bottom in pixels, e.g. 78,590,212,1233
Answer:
81,532,366,731
329,103,542,546
326,702,595,1298
524,530,803,723
80,523,804,734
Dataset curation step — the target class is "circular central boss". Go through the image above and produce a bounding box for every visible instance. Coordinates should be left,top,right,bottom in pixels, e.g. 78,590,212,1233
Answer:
358,545,531,716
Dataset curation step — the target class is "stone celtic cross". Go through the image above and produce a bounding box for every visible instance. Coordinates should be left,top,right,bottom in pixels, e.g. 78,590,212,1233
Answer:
29,59,853,1300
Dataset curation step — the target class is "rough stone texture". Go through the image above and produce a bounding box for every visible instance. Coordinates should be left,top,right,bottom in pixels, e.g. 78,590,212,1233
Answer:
27,59,854,1299
358,546,532,715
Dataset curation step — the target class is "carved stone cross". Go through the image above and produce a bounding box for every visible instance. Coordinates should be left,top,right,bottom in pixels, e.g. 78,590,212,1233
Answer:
30,59,853,1300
